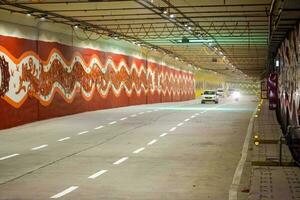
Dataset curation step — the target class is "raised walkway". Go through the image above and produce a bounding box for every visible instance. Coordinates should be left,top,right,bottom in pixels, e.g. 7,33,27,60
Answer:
244,100,300,200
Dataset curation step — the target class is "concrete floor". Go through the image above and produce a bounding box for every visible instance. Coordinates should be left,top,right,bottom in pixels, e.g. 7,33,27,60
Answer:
0,97,256,200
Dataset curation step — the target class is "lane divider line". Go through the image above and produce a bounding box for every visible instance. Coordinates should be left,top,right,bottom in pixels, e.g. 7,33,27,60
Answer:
31,144,48,151
138,112,144,115
120,117,127,121
160,133,168,137
184,118,190,122
147,111,152,113
147,139,157,146
133,147,145,154
169,127,177,132
130,114,137,117
77,131,89,135
58,137,70,142
191,115,196,118
113,157,129,165
177,122,184,127
0,153,20,161
88,170,108,179
109,121,117,125
50,186,79,199
94,125,104,130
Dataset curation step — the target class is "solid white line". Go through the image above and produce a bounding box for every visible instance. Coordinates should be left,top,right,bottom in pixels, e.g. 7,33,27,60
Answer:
50,186,78,199
88,170,108,179
160,133,168,137
184,118,190,122
131,114,137,117
120,117,127,121
109,121,117,125
31,144,48,151
229,109,256,200
133,147,145,154
0,153,19,161
177,122,184,127
147,139,157,145
58,137,70,142
113,157,129,165
94,125,104,130
169,127,177,132
77,131,89,135
139,112,144,115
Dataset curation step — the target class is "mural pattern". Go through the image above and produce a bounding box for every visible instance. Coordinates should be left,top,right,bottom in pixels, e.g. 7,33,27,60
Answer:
0,35,195,130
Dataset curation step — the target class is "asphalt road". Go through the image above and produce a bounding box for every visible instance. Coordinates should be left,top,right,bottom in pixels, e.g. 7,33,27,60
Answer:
0,96,257,200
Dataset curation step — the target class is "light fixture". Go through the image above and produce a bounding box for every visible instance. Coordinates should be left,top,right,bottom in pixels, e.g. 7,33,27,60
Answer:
175,57,179,60
40,15,47,20
26,12,32,17
162,8,168,14
74,24,79,29
169,14,176,18
188,26,192,30
275,59,280,67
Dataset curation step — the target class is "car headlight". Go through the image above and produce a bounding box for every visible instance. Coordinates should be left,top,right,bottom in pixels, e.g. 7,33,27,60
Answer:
233,91,240,98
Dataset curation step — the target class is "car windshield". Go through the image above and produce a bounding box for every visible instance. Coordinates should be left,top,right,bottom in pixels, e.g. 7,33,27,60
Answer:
204,91,216,95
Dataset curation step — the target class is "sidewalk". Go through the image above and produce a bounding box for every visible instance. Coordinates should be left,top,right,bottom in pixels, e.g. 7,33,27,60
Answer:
244,100,300,200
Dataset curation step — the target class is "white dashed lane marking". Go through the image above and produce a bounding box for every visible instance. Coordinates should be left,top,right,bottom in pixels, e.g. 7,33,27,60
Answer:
113,157,129,165
184,118,190,122
191,115,196,118
58,137,70,142
0,153,19,161
109,121,117,125
50,186,78,199
138,112,144,115
133,147,145,154
31,144,48,151
169,127,177,132
147,139,157,145
160,133,168,137
77,131,89,135
120,117,127,121
94,125,104,130
177,122,184,127
130,114,137,117
147,110,152,113
88,170,108,179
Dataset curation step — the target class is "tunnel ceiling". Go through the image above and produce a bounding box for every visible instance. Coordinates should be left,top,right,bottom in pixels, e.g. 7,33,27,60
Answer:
0,0,299,80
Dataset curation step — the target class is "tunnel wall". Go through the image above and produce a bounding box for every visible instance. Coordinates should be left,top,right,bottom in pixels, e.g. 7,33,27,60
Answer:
0,21,195,130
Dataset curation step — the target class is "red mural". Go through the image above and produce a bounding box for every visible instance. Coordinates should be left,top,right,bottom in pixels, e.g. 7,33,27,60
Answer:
0,35,195,130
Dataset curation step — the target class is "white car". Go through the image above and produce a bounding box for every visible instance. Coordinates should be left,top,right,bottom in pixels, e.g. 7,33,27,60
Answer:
216,88,225,97
201,90,219,104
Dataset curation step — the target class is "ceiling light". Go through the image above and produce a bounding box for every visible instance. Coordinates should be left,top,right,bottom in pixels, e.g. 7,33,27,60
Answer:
188,26,192,30
163,9,168,14
169,14,176,18
74,24,79,29
175,57,179,60
40,15,47,20
26,12,32,17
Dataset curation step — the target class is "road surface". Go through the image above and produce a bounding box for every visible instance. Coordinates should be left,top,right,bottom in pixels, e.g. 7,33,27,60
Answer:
0,96,256,200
